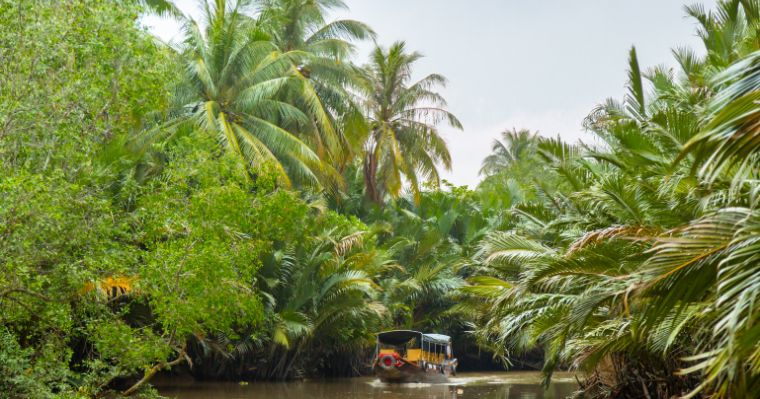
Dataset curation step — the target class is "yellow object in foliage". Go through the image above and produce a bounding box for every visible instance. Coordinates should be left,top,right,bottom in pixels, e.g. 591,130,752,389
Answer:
81,276,135,300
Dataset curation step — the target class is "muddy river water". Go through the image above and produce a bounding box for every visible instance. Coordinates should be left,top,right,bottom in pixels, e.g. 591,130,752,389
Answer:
156,371,578,399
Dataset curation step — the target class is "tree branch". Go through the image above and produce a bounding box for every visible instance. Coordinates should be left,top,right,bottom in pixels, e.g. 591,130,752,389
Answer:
0,288,51,302
121,345,187,396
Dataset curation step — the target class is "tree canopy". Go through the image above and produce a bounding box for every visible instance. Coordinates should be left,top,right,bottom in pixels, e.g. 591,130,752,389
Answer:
3,0,760,398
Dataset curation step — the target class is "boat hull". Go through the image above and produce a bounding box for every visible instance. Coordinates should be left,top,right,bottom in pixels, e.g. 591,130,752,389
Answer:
373,361,454,383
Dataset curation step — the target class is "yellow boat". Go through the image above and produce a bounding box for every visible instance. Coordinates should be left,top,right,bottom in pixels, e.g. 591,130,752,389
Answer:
373,330,457,383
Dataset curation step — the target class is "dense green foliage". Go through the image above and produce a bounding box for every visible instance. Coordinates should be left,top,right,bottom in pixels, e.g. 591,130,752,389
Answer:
3,0,760,398
462,2,760,397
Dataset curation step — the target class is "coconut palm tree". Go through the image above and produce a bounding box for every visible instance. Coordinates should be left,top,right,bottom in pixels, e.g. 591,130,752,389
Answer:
356,41,462,204
257,0,374,56
256,0,375,169
479,129,540,177
140,0,182,17
141,0,340,188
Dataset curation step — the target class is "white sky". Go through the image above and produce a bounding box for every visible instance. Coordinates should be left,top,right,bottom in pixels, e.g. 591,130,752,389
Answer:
145,0,717,187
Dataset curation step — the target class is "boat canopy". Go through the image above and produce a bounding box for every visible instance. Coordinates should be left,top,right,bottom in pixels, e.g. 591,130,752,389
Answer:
423,333,451,344
377,330,451,346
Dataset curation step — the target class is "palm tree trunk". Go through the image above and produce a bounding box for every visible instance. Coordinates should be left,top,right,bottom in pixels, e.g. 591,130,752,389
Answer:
363,152,381,204
282,340,306,379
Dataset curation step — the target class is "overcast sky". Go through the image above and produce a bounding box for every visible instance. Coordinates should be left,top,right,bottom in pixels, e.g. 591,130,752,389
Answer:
145,0,717,187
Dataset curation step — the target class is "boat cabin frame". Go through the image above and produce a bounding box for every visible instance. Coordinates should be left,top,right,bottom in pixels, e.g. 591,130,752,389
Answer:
373,329,457,382
375,330,452,366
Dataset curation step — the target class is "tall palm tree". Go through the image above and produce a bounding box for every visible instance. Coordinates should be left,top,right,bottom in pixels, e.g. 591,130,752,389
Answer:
142,0,339,187
356,41,462,204
140,0,182,17
257,0,374,56
479,128,539,177
256,0,375,169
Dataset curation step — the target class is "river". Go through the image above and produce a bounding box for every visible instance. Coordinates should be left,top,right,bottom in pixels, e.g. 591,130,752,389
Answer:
156,371,578,399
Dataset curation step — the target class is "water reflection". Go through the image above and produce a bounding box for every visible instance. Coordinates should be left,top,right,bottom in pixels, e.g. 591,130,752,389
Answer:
157,372,577,399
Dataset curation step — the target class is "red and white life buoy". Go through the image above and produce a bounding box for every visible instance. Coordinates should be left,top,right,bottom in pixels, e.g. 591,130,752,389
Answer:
379,354,396,369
